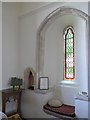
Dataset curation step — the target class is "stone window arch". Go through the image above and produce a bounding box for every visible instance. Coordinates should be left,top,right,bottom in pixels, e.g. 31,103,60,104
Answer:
36,6,89,88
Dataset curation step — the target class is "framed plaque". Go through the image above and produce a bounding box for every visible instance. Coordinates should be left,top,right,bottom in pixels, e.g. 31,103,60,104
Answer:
39,77,49,90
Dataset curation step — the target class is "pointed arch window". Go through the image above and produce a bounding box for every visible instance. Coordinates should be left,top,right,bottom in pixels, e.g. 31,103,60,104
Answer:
64,27,75,80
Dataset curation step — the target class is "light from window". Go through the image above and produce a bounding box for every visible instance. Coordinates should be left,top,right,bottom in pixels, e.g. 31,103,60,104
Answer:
64,27,75,80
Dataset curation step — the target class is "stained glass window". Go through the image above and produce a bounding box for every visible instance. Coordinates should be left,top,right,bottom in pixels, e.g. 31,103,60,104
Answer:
64,27,75,80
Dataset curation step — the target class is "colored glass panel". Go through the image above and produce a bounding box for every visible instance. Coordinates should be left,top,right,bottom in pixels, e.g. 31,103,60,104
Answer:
64,27,75,80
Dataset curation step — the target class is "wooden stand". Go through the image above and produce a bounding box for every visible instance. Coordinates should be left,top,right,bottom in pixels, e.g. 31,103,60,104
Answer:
2,89,22,117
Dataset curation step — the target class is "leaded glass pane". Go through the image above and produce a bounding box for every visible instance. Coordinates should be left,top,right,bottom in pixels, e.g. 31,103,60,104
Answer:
64,27,75,80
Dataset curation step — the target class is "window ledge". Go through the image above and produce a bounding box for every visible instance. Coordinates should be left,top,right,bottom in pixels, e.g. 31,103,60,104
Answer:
58,80,77,87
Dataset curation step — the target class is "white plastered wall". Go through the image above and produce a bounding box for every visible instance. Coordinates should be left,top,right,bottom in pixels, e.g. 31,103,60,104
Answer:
2,3,20,89
44,14,87,105
19,2,88,117
0,1,2,111
2,2,89,117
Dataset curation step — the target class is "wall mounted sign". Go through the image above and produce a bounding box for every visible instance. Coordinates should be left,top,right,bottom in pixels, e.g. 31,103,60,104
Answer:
39,77,49,90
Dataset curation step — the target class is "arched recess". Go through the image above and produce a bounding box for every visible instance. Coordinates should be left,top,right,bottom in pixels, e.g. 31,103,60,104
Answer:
36,6,89,89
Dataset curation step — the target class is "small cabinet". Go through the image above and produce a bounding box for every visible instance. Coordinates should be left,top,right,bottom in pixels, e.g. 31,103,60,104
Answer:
2,89,22,117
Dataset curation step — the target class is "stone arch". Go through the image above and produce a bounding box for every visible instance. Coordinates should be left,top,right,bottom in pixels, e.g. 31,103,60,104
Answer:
36,6,89,88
